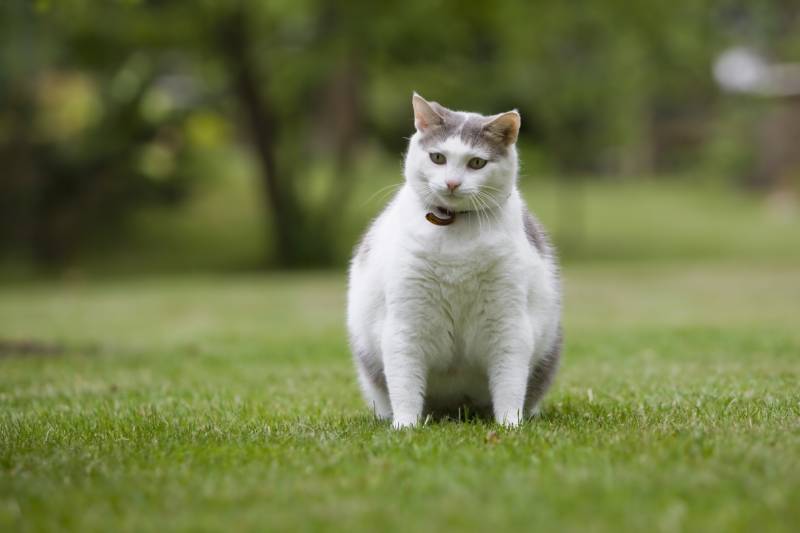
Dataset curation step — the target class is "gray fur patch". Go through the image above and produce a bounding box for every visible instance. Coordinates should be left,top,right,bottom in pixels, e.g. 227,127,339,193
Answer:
417,105,508,159
525,326,562,411
522,208,551,257
418,106,465,149
354,345,387,391
459,115,508,159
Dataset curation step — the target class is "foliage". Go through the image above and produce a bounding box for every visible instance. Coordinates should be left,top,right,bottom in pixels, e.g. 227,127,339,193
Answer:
1,0,798,268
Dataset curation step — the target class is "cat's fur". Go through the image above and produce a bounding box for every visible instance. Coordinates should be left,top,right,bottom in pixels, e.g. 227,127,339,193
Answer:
347,93,561,429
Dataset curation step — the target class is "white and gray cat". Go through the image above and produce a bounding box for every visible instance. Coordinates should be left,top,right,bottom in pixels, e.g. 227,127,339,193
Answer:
347,93,562,428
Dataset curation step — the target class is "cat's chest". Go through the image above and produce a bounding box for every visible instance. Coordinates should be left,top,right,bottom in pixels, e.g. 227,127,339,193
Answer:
424,249,499,287
410,227,512,282
398,235,522,324
401,247,519,368
409,234,509,293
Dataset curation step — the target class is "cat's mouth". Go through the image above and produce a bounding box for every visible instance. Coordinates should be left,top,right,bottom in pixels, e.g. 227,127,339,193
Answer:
429,190,473,212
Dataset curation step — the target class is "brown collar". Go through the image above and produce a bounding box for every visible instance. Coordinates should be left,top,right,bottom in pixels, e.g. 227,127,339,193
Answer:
425,206,469,226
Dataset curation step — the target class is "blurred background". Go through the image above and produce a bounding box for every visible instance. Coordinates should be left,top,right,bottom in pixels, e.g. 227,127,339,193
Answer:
1,0,799,279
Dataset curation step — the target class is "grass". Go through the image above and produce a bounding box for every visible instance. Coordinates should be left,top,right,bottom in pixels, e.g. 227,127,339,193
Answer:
1,262,799,532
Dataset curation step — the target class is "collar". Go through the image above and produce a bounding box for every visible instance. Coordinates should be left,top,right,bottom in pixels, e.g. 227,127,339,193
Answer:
425,206,470,226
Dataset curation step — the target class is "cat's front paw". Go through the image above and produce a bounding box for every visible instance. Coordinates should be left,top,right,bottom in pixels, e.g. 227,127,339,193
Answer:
391,415,419,429
496,410,524,428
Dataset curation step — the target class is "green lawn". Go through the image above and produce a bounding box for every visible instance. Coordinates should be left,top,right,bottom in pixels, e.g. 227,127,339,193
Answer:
1,262,799,532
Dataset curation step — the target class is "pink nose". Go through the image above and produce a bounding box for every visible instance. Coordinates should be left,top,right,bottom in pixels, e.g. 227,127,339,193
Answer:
446,179,461,192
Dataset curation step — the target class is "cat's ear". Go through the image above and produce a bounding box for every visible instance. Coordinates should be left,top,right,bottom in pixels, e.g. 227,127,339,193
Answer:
412,92,445,132
483,111,521,146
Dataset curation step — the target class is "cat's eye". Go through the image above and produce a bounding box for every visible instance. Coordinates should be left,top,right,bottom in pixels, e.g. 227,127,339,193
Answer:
467,157,487,170
429,152,446,165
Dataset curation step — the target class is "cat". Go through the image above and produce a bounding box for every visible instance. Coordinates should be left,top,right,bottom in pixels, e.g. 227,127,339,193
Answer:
347,93,562,429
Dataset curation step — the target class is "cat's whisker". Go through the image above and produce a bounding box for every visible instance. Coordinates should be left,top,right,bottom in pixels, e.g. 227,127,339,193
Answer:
478,197,488,232
374,188,402,205
361,182,403,207
478,186,508,219
480,192,500,208
479,184,504,194
470,195,483,234
472,193,492,228
477,187,502,208
476,191,503,226
478,195,492,231
471,194,484,230
476,195,487,232
479,188,502,204
477,190,501,214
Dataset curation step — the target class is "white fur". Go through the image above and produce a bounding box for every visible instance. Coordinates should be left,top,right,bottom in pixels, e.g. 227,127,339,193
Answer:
347,115,561,429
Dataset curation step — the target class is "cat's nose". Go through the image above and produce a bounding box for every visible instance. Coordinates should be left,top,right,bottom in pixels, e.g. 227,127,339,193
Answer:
445,179,461,192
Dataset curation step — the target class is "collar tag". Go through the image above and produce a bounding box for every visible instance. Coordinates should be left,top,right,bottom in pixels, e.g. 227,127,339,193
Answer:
426,207,456,226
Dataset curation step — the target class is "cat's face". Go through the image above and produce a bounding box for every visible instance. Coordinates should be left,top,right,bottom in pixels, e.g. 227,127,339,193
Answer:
404,93,520,213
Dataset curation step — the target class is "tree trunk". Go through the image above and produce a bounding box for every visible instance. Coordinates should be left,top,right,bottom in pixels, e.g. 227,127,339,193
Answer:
217,8,301,267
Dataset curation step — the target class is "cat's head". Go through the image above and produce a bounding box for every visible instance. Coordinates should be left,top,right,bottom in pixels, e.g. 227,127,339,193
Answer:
404,93,520,213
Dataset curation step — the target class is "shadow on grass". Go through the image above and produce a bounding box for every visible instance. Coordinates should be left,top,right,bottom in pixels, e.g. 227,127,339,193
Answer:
0,338,69,358
357,399,611,428
352,395,696,434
